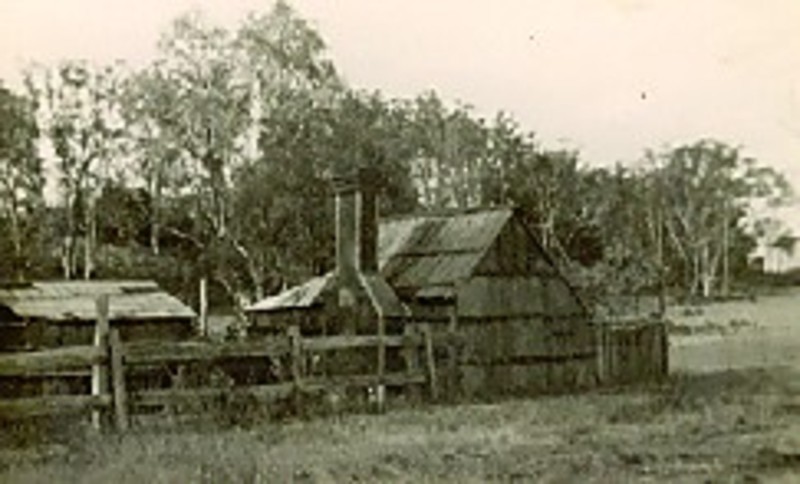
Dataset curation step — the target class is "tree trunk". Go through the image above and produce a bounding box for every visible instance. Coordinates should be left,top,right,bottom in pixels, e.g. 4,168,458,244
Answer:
63,192,74,279
83,195,95,280
690,251,701,299
656,206,666,316
701,246,711,299
721,201,730,298
62,236,73,279
150,167,161,256
8,196,23,281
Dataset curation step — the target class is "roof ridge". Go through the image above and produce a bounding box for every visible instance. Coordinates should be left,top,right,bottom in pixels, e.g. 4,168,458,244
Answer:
380,205,514,223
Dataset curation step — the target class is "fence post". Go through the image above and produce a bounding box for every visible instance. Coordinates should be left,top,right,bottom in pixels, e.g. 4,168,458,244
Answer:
402,324,422,404
287,325,303,412
109,328,129,431
92,294,110,431
199,278,208,338
375,315,386,413
421,323,438,401
447,306,460,399
595,323,606,385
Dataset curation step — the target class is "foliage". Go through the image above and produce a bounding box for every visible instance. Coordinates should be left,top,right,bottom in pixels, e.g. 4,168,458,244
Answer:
25,61,126,279
649,140,792,299
1,4,795,312
0,83,45,280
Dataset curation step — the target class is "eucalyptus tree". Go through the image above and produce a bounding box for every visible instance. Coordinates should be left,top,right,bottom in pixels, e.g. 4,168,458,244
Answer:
121,2,343,309
404,92,491,209
649,139,791,298
26,61,126,279
0,83,44,280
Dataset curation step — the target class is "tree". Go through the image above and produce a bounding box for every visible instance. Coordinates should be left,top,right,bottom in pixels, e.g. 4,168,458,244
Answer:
27,61,126,279
120,3,345,312
650,139,791,298
0,83,44,280
505,147,587,259
404,92,491,209
119,63,185,255
572,165,662,313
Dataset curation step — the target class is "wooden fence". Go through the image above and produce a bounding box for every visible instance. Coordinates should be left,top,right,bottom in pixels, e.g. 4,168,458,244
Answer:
595,318,668,385
0,298,437,432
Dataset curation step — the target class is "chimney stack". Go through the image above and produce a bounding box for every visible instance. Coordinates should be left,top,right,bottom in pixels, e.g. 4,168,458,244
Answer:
332,167,381,293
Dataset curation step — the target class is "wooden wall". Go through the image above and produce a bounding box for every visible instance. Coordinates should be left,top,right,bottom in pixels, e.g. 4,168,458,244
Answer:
443,268,595,398
453,316,596,398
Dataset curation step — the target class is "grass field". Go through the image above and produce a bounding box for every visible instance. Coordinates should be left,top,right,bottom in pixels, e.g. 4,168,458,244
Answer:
2,290,799,483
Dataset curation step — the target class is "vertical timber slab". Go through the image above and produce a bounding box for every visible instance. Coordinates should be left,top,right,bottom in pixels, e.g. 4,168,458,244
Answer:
596,324,606,385
92,294,110,431
376,315,386,413
287,325,303,412
447,305,459,400
109,328,129,431
169,364,187,416
421,324,438,401
663,323,669,377
402,324,422,404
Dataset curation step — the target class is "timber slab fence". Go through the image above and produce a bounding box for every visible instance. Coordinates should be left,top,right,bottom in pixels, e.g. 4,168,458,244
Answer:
595,317,669,385
0,297,437,432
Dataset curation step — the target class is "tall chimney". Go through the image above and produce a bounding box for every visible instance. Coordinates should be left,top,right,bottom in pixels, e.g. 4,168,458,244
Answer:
331,167,406,321
333,167,381,293
359,171,379,273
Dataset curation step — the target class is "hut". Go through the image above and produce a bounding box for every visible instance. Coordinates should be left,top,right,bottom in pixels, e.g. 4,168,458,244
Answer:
377,207,596,397
246,168,596,398
0,280,196,351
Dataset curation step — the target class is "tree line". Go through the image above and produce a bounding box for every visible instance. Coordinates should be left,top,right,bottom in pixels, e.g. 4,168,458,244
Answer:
0,1,794,316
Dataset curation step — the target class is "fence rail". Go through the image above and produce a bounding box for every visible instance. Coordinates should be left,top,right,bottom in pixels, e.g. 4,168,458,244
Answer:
131,383,297,409
0,394,111,419
1,300,668,431
0,345,104,377
0,309,437,432
122,338,292,365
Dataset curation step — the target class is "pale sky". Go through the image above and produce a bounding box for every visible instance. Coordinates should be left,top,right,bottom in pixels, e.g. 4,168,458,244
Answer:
2,0,800,223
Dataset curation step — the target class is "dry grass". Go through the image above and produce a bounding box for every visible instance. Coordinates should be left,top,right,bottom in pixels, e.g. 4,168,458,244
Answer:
3,289,800,483
1,368,799,483
669,288,800,373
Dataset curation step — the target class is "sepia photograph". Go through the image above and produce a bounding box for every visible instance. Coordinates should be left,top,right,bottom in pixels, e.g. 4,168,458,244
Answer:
1,1,799,482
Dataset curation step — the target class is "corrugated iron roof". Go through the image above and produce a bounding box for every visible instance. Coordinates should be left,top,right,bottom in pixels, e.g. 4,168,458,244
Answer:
246,274,333,312
247,207,514,313
378,208,512,293
0,280,196,323
244,273,409,318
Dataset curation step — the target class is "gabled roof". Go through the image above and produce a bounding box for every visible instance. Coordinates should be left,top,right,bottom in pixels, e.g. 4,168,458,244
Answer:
247,207,515,313
378,207,512,294
0,280,196,323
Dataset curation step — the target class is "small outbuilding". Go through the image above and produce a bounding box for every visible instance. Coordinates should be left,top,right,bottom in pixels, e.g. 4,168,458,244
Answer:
377,206,597,396
247,168,597,398
0,280,196,351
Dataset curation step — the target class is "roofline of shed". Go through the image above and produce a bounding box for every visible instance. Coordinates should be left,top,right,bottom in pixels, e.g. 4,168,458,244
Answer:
380,204,515,223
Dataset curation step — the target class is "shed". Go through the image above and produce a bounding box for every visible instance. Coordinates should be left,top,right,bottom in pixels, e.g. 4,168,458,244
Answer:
0,280,196,350
246,168,597,397
377,207,596,396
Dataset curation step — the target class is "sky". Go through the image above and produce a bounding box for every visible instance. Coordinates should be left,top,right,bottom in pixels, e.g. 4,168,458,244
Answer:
1,0,799,223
